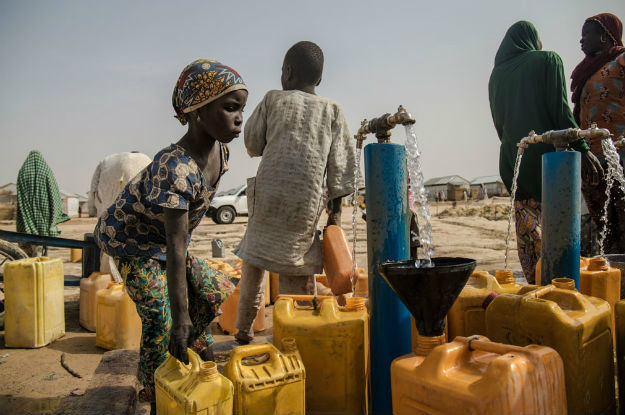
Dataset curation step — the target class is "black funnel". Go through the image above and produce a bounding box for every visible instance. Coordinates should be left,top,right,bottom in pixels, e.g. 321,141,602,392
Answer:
378,257,476,337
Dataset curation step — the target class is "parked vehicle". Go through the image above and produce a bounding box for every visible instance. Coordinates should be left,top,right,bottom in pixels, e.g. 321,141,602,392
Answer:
208,184,248,224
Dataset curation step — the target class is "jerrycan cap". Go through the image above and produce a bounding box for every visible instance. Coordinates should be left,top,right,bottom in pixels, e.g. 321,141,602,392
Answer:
481,291,500,309
552,277,576,290
587,258,608,271
495,270,515,285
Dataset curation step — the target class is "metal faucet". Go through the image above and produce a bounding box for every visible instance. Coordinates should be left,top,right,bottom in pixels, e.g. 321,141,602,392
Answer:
517,123,612,153
355,105,416,148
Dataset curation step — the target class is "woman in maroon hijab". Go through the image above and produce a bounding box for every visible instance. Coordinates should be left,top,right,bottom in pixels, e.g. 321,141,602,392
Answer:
572,13,625,255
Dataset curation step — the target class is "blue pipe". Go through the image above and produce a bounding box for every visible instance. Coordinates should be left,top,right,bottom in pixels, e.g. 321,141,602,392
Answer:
364,142,412,415
541,151,581,288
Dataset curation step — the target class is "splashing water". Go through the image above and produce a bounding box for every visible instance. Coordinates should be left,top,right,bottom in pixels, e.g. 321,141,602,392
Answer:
405,125,434,266
598,139,625,256
504,149,523,270
350,147,363,289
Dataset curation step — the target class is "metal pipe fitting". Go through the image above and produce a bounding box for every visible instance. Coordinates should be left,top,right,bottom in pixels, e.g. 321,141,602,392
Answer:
517,124,613,152
354,105,416,147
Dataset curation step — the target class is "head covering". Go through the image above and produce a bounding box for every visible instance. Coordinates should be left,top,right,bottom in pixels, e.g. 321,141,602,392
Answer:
494,21,541,66
16,150,69,237
571,13,625,123
172,59,246,125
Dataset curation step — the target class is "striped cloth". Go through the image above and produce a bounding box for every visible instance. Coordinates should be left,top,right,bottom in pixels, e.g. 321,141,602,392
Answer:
16,150,69,236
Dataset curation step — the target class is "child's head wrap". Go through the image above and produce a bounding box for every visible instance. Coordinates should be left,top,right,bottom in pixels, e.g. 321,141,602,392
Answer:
172,59,246,125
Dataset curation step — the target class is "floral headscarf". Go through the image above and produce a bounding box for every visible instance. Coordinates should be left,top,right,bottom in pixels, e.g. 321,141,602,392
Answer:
172,59,246,125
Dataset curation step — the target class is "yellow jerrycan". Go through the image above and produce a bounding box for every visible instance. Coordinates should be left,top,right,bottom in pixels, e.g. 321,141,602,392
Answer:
273,295,368,414
616,300,625,415
96,281,142,350
535,256,590,285
580,257,621,341
391,336,567,414
4,257,65,348
447,270,524,340
155,348,233,415
79,272,112,331
486,283,615,414
224,339,305,415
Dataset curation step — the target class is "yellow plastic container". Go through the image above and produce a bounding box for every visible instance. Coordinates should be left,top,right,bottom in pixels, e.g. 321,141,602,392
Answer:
96,281,142,350
4,257,65,348
486,284,615,414
224,339,305,415
447,270,524,340
391,335,567,414
80,272,112,331
616,300,625,415
535,256,591,285
580,257,621,341
70,248,82,263
273,296,368,414
155,348,233,415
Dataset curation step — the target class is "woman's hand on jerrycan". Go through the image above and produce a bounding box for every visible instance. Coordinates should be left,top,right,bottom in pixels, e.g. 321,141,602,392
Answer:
169,315,194,364
581,151,603,186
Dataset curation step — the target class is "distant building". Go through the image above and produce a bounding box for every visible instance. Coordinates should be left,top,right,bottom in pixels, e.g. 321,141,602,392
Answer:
423,175,471,201
470,175,508,197
61,192,88,218
0,182,17,205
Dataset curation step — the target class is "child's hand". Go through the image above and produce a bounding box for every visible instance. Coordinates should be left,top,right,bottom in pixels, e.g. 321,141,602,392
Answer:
169,316,194,364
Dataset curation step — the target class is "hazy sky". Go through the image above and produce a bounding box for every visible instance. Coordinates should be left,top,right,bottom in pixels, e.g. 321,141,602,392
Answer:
1,0,624,195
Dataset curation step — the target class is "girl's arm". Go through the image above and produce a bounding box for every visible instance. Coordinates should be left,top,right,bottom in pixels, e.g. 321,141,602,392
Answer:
164,207,193,364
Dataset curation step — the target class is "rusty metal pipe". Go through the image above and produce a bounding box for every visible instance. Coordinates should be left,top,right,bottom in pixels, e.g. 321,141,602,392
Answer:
354,105,415,148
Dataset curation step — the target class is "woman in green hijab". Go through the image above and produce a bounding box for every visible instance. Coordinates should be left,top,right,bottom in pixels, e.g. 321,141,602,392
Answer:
488,21,602,283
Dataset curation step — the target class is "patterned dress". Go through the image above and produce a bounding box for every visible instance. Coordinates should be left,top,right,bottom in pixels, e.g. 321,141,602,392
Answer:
94,143,238,401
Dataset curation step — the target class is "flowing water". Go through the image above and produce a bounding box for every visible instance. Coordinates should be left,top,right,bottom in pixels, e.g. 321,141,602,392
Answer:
351,147,363,287
598,139,625,256
504,150,523,270
405,125,434,266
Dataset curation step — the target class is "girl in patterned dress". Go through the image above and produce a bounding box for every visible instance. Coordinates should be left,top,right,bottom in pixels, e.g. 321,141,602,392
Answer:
94,59,247,411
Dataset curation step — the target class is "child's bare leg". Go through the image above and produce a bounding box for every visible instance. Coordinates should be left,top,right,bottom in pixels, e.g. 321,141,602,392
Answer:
235,262,266,342
278,274,315,295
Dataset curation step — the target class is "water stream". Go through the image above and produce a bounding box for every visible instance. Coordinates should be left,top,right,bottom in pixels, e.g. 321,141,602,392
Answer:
504,149,523,270
598,139,625,256
405,125,434,267
351,147,363,287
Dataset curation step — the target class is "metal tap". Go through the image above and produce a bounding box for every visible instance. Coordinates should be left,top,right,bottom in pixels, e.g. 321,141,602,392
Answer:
517,123,612,153
354,105,416,148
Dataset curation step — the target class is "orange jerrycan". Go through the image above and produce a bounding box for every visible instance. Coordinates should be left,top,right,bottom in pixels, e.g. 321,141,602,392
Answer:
96,281,142,350
486,283,615,414
224,339,305,415
4,257,65,348
616,300,625,415
273,296,368,414
447,270,525,340
218,279,266,335
391,336,567,414
80,272,112,331
155,348,233,415
322,225,353,295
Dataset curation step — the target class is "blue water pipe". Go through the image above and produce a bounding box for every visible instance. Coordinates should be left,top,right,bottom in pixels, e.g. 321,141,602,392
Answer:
364,142,412,415
541,151,581,288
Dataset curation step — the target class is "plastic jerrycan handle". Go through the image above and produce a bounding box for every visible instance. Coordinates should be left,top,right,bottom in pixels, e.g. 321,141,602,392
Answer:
277,294,334,304
465,336,527,355
524,284,587,311
230,343,279,367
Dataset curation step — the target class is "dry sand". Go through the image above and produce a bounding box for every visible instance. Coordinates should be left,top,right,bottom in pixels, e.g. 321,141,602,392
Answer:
0,196,520,413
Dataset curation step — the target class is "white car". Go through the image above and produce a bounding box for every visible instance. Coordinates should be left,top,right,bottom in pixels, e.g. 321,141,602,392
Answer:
208,184,248,224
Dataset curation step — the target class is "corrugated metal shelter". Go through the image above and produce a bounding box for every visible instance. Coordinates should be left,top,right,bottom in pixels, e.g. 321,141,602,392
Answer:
423,175,470,201
470,175,508,197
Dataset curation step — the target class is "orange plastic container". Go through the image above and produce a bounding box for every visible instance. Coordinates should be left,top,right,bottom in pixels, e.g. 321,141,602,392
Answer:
391,335,567,414
447,270,524,340
96,281,142,350
218,279,265,335
322,225,353,295
70,248,82,263
616,300,625,415
354,268,368,298
80,272,112,331
535,257,591,285
486,283,615,414
580,257,620,341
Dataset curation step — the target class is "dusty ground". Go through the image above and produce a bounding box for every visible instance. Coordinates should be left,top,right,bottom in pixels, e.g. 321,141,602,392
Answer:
0,196,519,414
